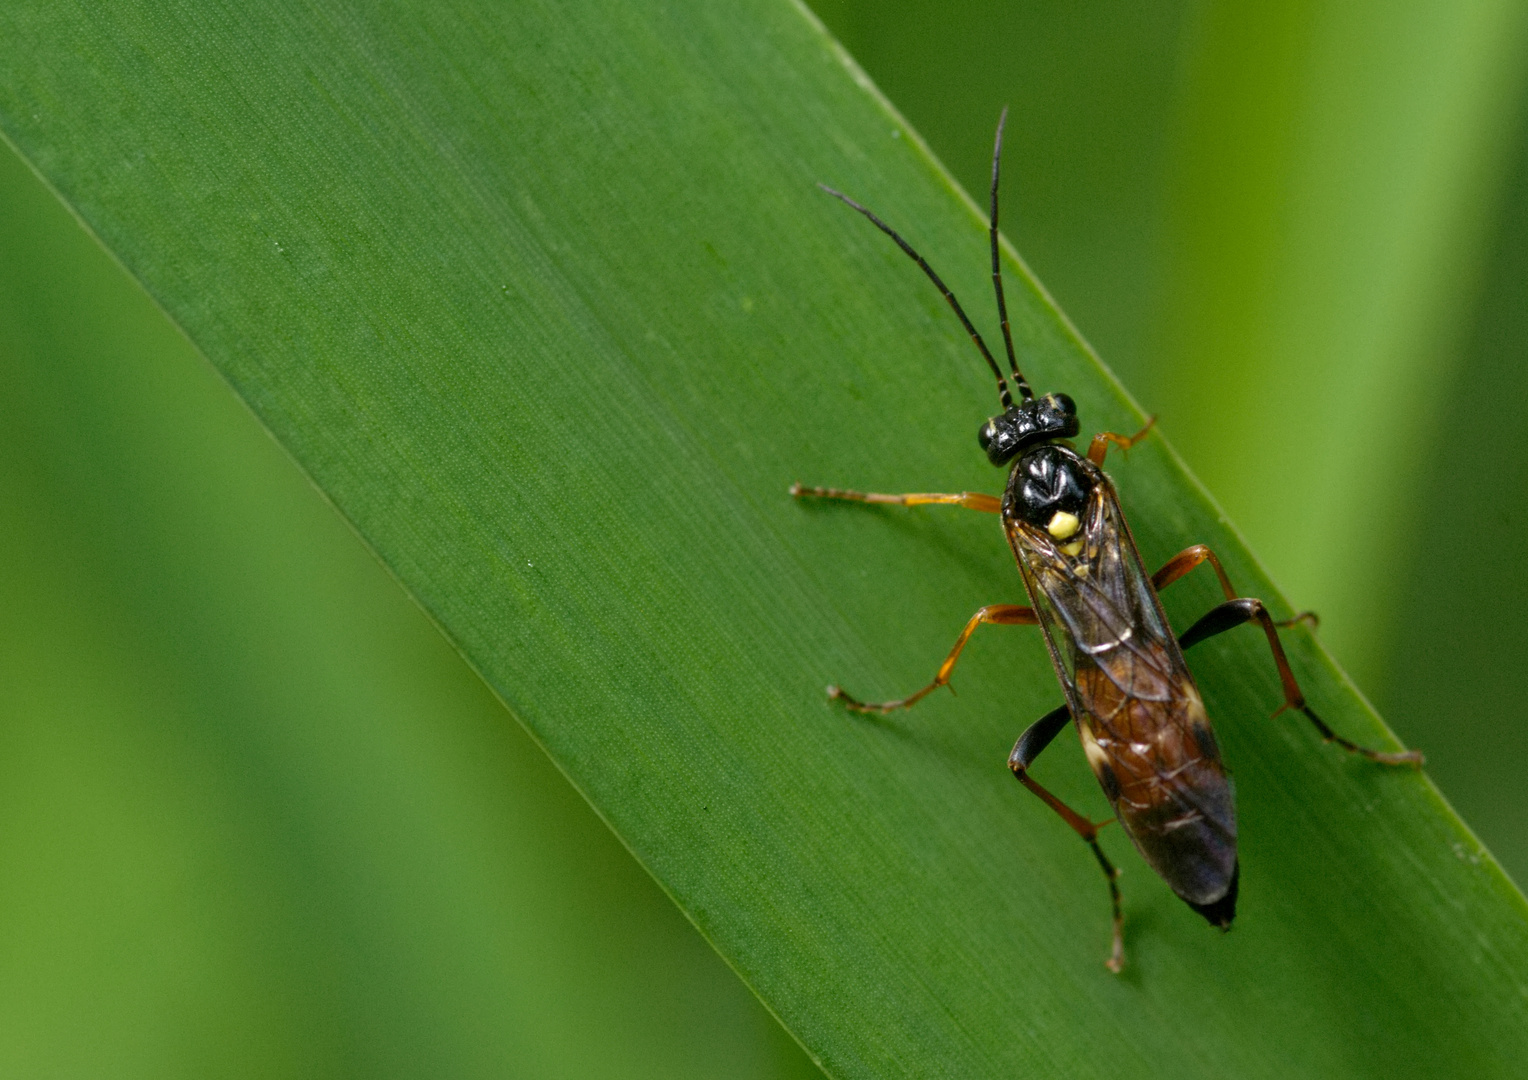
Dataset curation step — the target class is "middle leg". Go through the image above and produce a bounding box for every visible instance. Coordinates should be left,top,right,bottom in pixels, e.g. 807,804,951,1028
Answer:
1153,544,1316,627
1155,543,1418,764
831,604,1038,714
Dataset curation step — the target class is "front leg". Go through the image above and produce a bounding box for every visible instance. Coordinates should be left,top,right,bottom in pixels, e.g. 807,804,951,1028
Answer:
1086,416,1156,466
791,483,1000,513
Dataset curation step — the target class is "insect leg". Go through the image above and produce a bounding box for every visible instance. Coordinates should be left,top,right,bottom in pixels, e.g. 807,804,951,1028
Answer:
830,604,1038,714
1085,416,1156,466
1152,545,1317,628
1179,599,1424,767
1008,704,1125,973
790,483,1000,514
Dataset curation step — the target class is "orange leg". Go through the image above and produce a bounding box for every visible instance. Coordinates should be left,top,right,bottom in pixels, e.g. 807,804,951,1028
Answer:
1160,545,1422,767
1086,416,1156,466
791,483,1000,514
1153,544,1317,628
830,604,1038,714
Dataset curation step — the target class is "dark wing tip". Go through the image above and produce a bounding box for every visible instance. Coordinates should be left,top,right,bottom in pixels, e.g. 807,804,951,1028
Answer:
1185,861,1239,930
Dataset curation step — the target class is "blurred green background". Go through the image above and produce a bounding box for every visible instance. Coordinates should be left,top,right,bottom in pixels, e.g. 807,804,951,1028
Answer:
2,0,1526,1076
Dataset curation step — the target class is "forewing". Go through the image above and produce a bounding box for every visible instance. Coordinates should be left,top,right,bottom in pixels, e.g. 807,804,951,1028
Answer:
1008,472,1238,905
1008,473,1179,711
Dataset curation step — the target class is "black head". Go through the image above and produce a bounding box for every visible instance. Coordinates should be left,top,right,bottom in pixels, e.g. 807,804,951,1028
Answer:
978,393,1080,467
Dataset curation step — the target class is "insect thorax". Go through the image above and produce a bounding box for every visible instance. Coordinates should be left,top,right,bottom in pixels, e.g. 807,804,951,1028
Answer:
1003,444,1097,551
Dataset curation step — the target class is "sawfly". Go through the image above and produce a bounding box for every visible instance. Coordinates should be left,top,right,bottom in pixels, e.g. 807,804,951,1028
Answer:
793,110,1422,971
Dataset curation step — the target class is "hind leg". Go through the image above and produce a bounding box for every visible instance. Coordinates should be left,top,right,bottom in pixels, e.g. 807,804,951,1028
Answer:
1008,704,1125,973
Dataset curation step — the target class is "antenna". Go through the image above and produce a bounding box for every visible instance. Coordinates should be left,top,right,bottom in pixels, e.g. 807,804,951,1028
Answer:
989,108,1033,401
820,183,1014,410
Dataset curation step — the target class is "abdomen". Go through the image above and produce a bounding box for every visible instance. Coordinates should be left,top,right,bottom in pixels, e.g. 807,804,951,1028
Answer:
1074,656,1238,909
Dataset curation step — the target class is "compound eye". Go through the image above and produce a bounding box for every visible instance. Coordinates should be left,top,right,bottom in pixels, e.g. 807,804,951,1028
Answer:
1053,393,1076,415
977,419,998,452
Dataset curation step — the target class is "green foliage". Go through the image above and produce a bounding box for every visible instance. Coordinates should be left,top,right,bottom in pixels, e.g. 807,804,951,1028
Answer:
1383,121,1528,895
3,1,1527,1077
0,132,815,1079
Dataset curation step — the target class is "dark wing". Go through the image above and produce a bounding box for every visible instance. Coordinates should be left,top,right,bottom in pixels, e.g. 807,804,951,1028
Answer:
1006,463,1237,907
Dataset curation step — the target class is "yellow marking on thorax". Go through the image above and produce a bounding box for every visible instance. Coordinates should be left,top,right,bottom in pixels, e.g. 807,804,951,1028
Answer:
1048,511,1084,557
1047,510,1080,540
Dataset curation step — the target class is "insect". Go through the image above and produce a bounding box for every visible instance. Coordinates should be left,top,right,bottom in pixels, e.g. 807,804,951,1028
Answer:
793,110,1423,972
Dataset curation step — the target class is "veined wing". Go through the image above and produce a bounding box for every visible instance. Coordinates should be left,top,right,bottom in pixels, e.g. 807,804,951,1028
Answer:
1005,456,1237,906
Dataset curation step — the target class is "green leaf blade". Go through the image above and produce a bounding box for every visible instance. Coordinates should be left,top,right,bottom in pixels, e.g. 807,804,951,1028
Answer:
0,125,818,1080
5,1,1527,1076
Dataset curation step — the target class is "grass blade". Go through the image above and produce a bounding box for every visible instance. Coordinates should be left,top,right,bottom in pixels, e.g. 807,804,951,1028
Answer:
4,2,1527,1075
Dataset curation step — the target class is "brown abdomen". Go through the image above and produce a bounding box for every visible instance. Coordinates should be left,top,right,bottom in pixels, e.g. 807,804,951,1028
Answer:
1074,660,1238,909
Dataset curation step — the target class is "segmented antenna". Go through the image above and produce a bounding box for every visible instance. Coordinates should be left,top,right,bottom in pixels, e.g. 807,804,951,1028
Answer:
989,108,1034,401
819,183,1014,410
